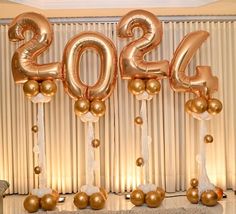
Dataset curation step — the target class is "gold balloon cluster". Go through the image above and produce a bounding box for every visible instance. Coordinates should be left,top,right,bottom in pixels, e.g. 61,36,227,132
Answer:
185,97,222,115
73,188,107,210
130,187,165,208
23,79,57,98
186,178,223,206
74,98,106,117
24,190,59,213
128,78,161,96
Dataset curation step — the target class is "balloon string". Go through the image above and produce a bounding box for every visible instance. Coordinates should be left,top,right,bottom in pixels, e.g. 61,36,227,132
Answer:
87,122,95,186
38,102,47,189
140,99,149,184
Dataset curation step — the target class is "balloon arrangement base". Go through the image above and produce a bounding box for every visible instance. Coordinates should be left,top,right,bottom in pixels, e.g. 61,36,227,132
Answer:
186,178,223,207
23,188,59,213
73,185,108,210
130,184,165,208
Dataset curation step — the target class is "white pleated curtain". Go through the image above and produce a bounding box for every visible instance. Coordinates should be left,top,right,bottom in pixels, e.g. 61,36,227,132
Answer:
0,18,235,194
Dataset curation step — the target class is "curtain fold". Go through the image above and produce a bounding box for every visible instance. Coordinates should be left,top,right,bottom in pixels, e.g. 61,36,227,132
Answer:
0,18,235,194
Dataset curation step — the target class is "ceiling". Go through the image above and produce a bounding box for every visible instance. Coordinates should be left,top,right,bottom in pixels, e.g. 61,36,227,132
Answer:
7,0,219,9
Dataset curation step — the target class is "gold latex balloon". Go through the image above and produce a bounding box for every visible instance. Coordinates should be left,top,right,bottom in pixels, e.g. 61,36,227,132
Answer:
89,192,106,210
62,32,117,101
146,79,161,95
40,80,57,97
186,187,199,204
201,190,218,206
204,135,214,144
145,191,162,208
207,98,223,115
170,31,218,98
8,12,61,84
74,98,90,116
90,100,106,117
74,192,89,209
128,79,145,95
23,80,39,97
31,125,38,133
215,186,223,201
185,99,193,114
156,187,165,201
190,178,199,187
92,139,100,148
52,190,60,202
136,157,144,167
117,10,168,80
34,166,41,174
191,97,208,114
23,195,40,213
40,194,57,211
100,187,108,200
130,189,145,206
134,116,143,125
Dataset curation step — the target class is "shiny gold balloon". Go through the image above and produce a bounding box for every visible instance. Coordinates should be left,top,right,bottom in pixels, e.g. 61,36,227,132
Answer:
128,79,145,95
74,98,90,116
90,100,106,117
92,139,100,148
40,194,57,211
190,178,199,187
40,80,57,97
89,192,106,210
74,192,89,209
31,125,38,133
23,195,40,213
145,191,162,208
34,166,41,174
186,187,199,204
207,98,223,115
130,189,145,206
201,190,218,206
156,187,165,201
62,32,117,101
191,96,208,114
117,10,168,80
215,186,223,201
185,99,193,114
8,12,61,84
204,135,214,144
136,157,144,167
23,80,39,97
52,189,60,202
146,79,161,95
100,187,108,200
134,116,143,125
170,31,218,97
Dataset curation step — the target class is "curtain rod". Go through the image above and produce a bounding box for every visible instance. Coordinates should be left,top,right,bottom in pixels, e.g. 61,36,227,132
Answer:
0,15,236,25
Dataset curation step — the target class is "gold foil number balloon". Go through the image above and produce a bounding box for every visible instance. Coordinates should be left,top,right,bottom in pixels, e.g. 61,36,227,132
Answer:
8,12,61,84
169,31,218,98
117,10,169,80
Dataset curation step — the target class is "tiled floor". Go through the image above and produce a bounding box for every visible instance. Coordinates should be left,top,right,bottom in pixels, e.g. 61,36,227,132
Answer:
3,191,236,213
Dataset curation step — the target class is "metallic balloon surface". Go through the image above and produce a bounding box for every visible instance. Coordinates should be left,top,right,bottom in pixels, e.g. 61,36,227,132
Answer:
31,125,38,133
62,31,117,101
170,31,218,98
40,194,57,211
156,187,165,201
215,186,223,201
117,10,168,80
89,192,106,210
34,166,41,174
74,192,89,209
23,195,40,213
8,12,61,83
40,80,57,97
90,100,106,117
186,187,199,204
191,96,208,114
128,79,145,95
92,139,100,148
100,187,108,200
130,189,145,206
190,178,199,188
201,190,218,206
146,79,161,95
23,80,39,97
136,157,144,167
74,98,90,116
134,116,143,125
207,98,223,115
145,191,162,208
185,99,193,114
52,190,60,202
204,135,214,144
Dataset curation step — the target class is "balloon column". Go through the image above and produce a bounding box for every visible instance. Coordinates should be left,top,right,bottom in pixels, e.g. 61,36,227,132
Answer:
8,12,61,212
117,10,166,207
169,31,223,206
62,31,117,210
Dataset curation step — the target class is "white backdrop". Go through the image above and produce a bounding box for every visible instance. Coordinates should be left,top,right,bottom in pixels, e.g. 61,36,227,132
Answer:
0,17,235,194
